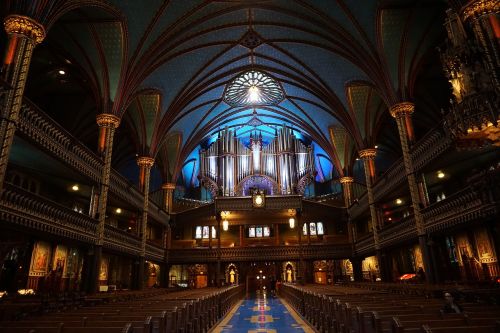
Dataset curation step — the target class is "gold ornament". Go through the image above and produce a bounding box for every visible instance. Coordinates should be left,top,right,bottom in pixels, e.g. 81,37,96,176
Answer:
137,156,155,167
390,102,415,118
359,148,377,160
462,0,499,21
339,176,354,184
96,114,120,128
4,15,45,44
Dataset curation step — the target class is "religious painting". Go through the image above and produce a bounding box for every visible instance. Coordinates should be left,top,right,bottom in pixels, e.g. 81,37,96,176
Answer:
249,227,255,237
52,245,68,274
413,244,424,272
29,241,51,276
455,233,473,264
256,227,263,237
475,228,497,263
99,257,109,281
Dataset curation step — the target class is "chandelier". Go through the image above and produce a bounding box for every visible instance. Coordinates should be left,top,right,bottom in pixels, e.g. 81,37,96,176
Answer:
223,70,284,107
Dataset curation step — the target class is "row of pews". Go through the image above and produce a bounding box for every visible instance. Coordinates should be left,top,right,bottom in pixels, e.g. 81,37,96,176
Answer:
0,285,244,333
280,283,500,333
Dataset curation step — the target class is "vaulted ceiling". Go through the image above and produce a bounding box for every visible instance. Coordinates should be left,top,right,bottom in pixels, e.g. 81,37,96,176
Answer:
2,0,451,189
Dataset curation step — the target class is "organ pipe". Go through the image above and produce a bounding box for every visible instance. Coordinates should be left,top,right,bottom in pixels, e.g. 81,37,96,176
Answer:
199,126,314,196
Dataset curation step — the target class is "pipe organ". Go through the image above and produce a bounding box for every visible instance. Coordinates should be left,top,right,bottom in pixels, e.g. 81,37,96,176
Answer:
200,127,315,197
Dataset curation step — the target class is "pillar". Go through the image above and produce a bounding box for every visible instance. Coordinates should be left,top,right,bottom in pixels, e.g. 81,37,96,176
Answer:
136,156,154,290
296,209,304,284
216,212,222,287
340,176,355,245
93,113,120,293
274,223,280,246
239,225,245,247
0,15,45,190
390,102,434,283
161,183,175,264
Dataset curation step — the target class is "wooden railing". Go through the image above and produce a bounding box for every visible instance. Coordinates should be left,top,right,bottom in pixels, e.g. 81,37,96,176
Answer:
16,99,168,224
349,130,452,220
168,243,352,263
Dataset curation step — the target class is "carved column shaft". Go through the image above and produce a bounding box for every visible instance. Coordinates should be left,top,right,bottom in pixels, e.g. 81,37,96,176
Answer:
0,15,45,190
390,103,425,235
137,157,154,257
96,114,120,246
340,176,355,245
360,148,380,249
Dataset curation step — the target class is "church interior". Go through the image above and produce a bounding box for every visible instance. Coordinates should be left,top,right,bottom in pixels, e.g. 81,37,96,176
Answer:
0,0,499,332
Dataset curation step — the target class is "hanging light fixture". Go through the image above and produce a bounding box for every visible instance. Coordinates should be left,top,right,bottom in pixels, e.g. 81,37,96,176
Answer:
223,220,229,231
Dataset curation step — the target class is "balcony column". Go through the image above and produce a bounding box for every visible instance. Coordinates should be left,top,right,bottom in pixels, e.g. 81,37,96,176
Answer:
239,225,245,247
90,114,120,293
296,209,305,284
359,148,389,281
216,212,222,287
274,223,280,246
390,102,434,283
0,15,45,191
136,156,154,290
161,183,175,264
340,176,355,245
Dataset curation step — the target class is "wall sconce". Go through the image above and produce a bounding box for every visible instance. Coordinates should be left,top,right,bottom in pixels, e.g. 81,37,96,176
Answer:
223,219,229,231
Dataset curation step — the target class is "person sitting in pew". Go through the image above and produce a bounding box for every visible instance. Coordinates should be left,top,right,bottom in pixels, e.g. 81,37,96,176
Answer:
442,292,463,314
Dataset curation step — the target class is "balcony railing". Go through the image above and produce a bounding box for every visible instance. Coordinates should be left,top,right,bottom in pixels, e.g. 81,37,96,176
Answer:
168,244,352,263
16,99,168,224
349,130,452,221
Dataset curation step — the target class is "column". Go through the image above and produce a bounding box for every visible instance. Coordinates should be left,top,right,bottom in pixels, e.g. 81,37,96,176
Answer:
296,209,304,284
359,148,387,281
216,212,222,287
239,225,245,247
390,102,433,283
0,15,45,190
136,156,154,290
92,113,120,293
161,183,175,264
274,223,280,246
340,176,355,246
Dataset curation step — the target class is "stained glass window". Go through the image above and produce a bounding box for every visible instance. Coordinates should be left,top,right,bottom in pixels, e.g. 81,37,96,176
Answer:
317,222,324,235
263,226,270,237
256,227,263,237
249,227,255,237
202,226,209,239
223,70,285,107
195,226,202,239
310,222,317,236
211,226,216,239
303,223,308,235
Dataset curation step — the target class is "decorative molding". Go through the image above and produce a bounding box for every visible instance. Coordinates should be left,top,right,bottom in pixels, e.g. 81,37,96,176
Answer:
137,156,155,167
339,177,354,184
390,102,415,118
161,183,176,191
359,148,377,160
462,0,499,21
4,15,45,44
96,113,120,128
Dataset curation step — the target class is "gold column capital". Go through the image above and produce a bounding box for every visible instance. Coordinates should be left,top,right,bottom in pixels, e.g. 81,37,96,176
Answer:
137,156,155,168
462,0,499,21
161,183,176,191
4,15,45,44
359,148,377,160
96,113,120,128
390,102,415,119
339,176,354,184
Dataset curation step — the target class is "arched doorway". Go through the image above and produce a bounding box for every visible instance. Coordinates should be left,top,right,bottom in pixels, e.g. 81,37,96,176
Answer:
282,262,296,283
225,263,239,285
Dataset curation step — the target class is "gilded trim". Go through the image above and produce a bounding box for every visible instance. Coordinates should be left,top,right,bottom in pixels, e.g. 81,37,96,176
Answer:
4,15,45,44
96,113,120,128
462,0,499,21
137,156,155,167
359,148,377,160
161,183,176,190
390,102,415,118
339,176,354,184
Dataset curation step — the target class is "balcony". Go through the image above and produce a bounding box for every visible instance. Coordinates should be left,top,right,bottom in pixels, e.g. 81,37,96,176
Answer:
16,99,168,224
168,243,352,264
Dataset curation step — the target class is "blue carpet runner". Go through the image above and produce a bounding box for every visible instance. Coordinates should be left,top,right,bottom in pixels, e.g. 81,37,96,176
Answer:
213,291,314,333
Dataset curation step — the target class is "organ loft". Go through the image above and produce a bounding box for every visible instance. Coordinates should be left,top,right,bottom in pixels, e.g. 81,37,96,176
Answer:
0,0,499,332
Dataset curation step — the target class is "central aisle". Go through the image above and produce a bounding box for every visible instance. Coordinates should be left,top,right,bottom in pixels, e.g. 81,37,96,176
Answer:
212,290,314,333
